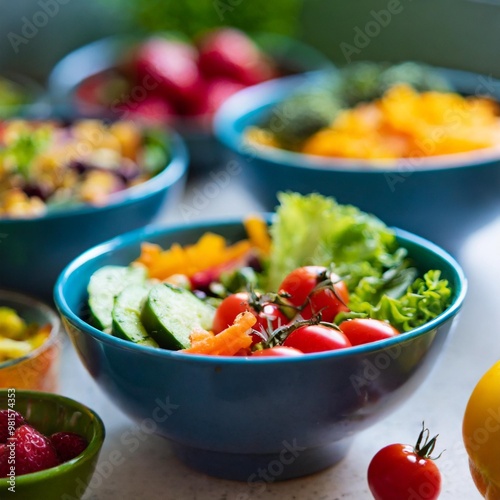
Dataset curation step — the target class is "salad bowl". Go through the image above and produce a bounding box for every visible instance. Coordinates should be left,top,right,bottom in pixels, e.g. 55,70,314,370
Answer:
214,67,500,251
0,129,188,302
54,215,466,481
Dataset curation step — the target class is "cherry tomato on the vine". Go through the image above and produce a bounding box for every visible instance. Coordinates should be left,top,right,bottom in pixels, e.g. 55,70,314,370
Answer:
251,346,303,357
279,266,349,323
339,318,399,346
212,292,288,343
282,324,351,353
212,292,249,333
367,424,442,500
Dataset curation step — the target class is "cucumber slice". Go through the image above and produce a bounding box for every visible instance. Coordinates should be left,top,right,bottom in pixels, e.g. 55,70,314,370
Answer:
88,265,147,332
112,285,159,347
141,283,215,350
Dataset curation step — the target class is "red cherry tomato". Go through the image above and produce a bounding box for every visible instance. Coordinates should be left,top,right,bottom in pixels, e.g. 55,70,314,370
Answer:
279,266,349,322
339,318,399,346
252,346,303,357
283,325,351,353
212,292,249,333
212,293,288,343
367,426,442,500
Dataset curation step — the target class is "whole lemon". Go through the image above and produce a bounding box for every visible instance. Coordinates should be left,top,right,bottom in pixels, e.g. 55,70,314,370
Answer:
463,361,500,499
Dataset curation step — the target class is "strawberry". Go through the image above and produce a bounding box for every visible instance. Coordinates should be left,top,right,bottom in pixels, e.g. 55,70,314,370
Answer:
133,37,203,106
0,444,9,477
10,425,60,476
197,28,275,85
0,409,26,443
50,432,88,462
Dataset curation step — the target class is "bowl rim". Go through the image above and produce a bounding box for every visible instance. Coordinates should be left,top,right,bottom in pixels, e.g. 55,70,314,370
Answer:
0,129,188,223
0,290,61,370
0,389,105,485
54,217,467,364
47,33,335,131
213,68,500,173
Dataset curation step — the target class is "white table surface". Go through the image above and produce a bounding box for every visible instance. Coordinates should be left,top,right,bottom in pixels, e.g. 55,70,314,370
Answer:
59,170,500,500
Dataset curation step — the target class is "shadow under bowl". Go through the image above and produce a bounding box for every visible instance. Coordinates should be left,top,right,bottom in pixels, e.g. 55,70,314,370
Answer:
0,132,188,303
213,69,500,253
54,219,466,481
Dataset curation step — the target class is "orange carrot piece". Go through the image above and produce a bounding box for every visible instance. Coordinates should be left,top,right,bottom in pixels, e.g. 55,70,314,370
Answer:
182,312,256,356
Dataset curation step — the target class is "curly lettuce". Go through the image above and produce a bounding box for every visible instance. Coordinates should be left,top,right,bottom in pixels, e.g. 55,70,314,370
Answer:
266,192,452,331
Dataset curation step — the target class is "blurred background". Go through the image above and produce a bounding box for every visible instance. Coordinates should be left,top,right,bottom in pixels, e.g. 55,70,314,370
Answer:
2,0,500,82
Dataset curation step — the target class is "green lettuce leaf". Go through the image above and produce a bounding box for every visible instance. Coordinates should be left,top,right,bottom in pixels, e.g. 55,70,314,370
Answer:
266,192,452,331
342,270,452,332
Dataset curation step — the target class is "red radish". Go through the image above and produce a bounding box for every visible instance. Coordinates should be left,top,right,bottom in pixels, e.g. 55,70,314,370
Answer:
197,28,274,85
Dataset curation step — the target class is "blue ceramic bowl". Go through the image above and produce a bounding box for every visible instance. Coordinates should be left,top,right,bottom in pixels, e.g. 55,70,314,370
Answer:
47,34,334,171
214,69,500,252
0,132,188,302
54,219,466,481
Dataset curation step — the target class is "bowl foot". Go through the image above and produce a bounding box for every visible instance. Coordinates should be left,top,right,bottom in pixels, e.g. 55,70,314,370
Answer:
171,438,353,481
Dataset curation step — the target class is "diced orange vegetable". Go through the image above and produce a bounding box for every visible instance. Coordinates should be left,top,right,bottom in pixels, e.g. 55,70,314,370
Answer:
182,312,256,356
244,215,271,255
135,233,252,280
249,84,500,160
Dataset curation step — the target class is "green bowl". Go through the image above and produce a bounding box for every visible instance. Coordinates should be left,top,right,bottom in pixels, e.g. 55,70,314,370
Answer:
0,391,105,500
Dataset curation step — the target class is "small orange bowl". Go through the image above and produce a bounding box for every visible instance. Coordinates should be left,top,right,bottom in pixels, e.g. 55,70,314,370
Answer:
0,290,61,392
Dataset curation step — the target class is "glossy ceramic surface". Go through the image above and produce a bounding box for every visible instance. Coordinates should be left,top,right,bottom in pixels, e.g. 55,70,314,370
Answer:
0,132,188,302
54,219,466,481
213,69,500,252
0,390,105,500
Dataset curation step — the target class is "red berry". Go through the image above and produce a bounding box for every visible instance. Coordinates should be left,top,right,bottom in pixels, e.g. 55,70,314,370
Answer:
197,28,274,85
134,38,202,106
0,444,8,477
51,432,88,462
10,425,60,476
0,409,26,443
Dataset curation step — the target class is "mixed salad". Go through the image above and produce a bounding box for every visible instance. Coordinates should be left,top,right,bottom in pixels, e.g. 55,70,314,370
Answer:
87,193,452,356
0,120,170,218
245,61,500,160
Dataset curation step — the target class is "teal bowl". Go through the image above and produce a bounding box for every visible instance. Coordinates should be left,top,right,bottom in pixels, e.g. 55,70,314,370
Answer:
47,34,334,171
54,219,466,481
213,69,500,252
0,132,188,302
0,390,105,500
